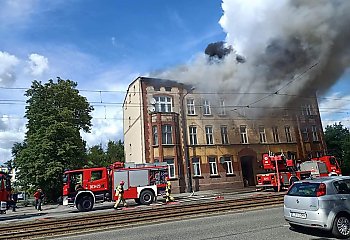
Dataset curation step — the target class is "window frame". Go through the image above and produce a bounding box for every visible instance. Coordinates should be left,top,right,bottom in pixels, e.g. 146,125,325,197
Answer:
259,126,267,143
152,125,158,145
165,159,175,179
187,98,195,115
203,99,211,115
192,157,201,177
272,126,280,143
189,125,198,145
240,125,248,144
311,125,319,141
285,126,292,143
219,99,226,115
205,125,214,145
161,124,173,145
221,126,229,144
154,96,172,113
208,157,218,176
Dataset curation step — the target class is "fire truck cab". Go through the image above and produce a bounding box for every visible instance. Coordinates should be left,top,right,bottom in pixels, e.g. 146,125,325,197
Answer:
62,162,168,212
311,156,341,176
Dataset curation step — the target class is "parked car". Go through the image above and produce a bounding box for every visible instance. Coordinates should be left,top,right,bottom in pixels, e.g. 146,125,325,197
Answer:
284,176,350,239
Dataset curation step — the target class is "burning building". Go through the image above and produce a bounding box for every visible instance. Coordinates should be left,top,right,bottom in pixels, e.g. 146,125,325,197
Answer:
123,76,326,193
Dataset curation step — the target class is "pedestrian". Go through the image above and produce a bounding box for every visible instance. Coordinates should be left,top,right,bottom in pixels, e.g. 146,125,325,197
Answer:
114,181,127,209
165,177,174,204
33,188,44,211
11,190,18,212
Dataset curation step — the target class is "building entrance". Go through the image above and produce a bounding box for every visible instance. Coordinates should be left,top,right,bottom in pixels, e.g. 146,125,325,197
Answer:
240,156,255,186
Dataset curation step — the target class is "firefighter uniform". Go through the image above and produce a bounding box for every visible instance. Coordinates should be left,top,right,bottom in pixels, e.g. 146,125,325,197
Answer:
165,178,174,203
114,181,127,209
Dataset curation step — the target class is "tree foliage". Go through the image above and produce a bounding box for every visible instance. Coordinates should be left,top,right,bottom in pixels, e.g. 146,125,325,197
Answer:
85,140,125,167
324,122,350,175
13,78,93,201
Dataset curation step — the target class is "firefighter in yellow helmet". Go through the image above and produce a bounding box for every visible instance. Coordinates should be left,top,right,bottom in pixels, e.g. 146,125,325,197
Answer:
165,177,174,204
114,181,127,209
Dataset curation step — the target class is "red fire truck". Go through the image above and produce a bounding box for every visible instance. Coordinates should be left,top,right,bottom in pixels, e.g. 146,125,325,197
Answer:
256,153,312,191
0,171,12,214
256,153,342,191
62,162,168,211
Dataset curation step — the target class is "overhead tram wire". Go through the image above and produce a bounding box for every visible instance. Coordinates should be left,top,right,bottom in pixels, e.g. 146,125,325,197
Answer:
246,62,319,108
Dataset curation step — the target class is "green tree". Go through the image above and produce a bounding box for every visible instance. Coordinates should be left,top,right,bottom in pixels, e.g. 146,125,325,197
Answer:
106,140,125,164
324,122,350,175
13,78,93,201
85,144,107,167
85,140,124,167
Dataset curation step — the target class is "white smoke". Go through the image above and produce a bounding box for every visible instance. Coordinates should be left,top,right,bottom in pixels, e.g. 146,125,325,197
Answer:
156,0,350,115
27,53,49,76
0,51,19,86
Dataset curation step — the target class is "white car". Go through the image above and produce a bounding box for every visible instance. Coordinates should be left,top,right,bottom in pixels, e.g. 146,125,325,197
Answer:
284,176,350,239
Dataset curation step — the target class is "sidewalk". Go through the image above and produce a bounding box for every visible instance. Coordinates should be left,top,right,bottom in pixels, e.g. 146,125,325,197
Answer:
0,187,259,222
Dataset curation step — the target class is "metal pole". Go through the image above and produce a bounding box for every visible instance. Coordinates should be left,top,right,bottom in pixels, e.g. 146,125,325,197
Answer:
181,89,193,193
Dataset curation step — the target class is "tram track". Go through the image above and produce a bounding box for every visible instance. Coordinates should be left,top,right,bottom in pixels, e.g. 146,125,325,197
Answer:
0,193,284,239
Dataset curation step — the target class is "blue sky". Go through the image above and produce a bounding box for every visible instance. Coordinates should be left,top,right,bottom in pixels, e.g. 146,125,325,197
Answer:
0,0,349,163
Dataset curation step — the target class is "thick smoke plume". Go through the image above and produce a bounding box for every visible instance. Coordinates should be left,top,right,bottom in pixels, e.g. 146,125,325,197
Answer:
155,0,350,117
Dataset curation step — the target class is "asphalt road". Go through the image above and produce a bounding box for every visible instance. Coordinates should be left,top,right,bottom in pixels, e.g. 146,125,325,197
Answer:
54,206,337,240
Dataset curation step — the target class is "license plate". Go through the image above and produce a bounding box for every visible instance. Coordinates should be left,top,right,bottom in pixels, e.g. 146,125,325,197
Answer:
291,212,307,219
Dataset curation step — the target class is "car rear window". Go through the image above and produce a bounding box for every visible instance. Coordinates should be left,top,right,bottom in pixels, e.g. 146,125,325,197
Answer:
287,182,320,197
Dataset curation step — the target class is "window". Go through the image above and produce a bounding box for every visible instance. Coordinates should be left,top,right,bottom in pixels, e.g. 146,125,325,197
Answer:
91,170,103,181
302,104,312,116
205,126,214,145
162,125,172,144
189,126,198,145
302,127,309,142
312,125,319,141
240,125,248,144
208,157,218,175
192,157,201,176
154,96,172,112
219,99,226,115
165,159,175,178
222,156,234,174
203,99,211,115
221,126,229,144
285,126,292,142
187,98,195,115
152,125,158,145
272,126,279,143
259,126,267,143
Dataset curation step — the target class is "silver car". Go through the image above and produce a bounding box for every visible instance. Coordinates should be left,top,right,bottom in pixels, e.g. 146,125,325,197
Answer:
284,176,350,239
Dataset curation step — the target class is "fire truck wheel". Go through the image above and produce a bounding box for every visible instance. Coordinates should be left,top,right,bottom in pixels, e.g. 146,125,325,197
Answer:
77,196,94,211
139,190,154,205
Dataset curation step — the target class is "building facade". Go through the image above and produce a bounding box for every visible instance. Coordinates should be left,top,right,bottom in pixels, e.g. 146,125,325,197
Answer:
123,77,326,193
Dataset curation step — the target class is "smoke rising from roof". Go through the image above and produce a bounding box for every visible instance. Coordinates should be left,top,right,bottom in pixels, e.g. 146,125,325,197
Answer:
155,0,350,116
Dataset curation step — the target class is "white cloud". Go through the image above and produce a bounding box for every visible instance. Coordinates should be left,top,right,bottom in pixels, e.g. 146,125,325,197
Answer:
0,51,20,86
27,53,49,76
320,93,350,129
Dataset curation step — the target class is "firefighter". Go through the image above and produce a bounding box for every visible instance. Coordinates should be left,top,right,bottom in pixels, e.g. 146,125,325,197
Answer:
114,181,127,209
165,177,174,204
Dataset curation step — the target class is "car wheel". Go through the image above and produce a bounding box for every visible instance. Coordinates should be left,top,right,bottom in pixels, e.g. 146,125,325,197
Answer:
332,214,350,239
139,190,154,205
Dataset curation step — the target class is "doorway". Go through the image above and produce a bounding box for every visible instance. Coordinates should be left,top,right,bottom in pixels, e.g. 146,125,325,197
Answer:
240,156,255,186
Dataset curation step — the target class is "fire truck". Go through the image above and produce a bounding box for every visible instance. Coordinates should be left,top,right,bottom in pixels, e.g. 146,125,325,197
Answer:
256,153,342,191
0,171,12,214
62,162,168,211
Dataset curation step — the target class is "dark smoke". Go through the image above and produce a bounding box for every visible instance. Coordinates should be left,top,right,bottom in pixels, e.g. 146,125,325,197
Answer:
205,41,232,59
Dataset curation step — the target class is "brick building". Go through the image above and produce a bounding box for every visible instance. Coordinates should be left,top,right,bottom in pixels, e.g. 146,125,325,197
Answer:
123,77,326,193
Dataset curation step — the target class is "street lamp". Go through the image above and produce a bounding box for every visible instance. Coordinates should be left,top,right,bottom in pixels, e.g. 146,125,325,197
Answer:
181,87,195,193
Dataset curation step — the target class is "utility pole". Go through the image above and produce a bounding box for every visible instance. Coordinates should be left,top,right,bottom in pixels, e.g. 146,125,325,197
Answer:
181,87,195,193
